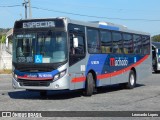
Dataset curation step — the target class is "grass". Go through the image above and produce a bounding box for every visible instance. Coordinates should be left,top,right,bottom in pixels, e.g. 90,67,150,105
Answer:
0,69,12,74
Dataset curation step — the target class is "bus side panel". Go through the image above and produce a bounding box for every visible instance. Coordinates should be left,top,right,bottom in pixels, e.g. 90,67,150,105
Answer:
68,57,88,90
86,54,111,87
104,54,151,85
135,55,152,82
69,54,151,90
96,78,111,87
110,72,128,84
109,54,128,84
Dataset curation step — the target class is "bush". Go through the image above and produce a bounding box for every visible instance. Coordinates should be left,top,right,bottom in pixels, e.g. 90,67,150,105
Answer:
0,69,12,74
0,35,6,43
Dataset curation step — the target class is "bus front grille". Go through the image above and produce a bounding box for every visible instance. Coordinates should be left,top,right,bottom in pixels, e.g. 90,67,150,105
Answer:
18,79,52,87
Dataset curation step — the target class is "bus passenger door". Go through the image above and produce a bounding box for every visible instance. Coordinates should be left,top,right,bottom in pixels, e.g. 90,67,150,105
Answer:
69,33,86,90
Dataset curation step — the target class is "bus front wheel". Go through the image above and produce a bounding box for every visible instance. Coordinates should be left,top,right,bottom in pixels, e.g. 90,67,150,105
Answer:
83,72,95,96
126,70,136,89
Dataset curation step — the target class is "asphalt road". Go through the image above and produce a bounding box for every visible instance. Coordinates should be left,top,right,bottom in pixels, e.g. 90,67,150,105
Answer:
0,73,160,120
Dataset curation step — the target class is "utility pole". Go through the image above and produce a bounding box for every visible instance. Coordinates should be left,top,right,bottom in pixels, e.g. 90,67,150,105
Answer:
28,0,32,18
23,0,28,19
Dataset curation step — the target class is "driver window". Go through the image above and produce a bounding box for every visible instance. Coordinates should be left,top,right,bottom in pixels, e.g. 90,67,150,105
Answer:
70,34,85,55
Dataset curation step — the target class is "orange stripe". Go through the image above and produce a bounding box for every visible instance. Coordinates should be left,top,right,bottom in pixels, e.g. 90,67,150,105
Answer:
71,55,149,83
71,76,86,83
18,76,53,81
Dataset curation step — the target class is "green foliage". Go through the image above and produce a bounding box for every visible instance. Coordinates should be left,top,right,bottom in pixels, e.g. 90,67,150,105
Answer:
0,35,6,43
0,28,10,43
152,34,160,42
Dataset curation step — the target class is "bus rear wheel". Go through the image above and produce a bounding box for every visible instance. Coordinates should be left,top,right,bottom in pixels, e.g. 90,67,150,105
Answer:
83,72,95,96
126,70,136,89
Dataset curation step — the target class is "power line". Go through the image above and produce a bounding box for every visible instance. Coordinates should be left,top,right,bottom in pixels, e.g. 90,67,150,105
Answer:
0,5,21,7
31,6,160,22
0,4,157,13
48,2,160,14
1,4,160,22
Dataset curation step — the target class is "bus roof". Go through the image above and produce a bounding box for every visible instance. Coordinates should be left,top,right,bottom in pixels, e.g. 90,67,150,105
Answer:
67,18,150,35
14,17,150,35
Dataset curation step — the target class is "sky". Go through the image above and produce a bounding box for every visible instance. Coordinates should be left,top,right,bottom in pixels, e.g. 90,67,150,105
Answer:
0,0,160,36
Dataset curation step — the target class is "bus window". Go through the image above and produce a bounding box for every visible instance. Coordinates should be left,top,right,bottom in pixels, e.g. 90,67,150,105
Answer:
142,35,150,54
16,34,36,58
87,29,101,53
112,32,123,54
123,33,133,54
100,30,112,53
70,34,85,55
133,35,142,54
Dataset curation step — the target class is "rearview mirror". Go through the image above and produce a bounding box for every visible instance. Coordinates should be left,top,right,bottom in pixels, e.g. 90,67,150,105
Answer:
73,37,78,48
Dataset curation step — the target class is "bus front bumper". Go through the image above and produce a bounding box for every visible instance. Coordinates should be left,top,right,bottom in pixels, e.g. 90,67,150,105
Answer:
12,75,70,90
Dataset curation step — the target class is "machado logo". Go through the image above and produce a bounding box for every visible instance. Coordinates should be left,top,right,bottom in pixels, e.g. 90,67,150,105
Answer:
110,57,128,66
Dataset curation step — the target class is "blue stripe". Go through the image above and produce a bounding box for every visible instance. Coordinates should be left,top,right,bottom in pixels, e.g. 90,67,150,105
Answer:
15,69,59,77
99,25,119,31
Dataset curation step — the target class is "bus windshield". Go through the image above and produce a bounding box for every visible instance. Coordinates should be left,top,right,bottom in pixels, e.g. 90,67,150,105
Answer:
14,31,67,63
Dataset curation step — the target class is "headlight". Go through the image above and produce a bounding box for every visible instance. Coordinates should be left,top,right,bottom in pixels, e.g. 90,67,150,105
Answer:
60,70,66,77
12,65,17,80
53,69,66,81
14,74,18,79
54,74,60,81
13,73,18,80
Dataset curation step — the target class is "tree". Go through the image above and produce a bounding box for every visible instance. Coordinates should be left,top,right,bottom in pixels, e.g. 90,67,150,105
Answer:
0,35,6,43
152,34,160,42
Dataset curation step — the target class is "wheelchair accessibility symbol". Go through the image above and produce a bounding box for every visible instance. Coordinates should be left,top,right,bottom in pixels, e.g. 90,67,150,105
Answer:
35,55,42,63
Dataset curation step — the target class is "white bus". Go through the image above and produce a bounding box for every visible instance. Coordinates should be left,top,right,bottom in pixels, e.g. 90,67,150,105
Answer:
12,17,152,96
152,42,160,72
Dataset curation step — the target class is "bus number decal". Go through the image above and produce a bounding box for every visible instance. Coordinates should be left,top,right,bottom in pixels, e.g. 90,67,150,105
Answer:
17,57,26,63
91,61,99,65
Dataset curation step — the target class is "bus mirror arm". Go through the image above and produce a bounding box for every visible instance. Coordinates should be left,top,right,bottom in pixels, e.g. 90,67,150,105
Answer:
73,37,78,48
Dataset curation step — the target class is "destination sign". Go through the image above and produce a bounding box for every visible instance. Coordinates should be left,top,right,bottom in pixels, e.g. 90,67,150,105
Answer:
23,21,55,28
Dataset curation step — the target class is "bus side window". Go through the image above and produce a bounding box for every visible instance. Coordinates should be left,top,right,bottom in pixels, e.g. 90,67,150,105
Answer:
133,35,142,54
112,32,123,54
142,35,150,55
123,33,133,54
100,30,112,53
87,29,100,53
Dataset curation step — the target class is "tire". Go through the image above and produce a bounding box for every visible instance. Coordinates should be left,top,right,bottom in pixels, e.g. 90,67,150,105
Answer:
126,70,136,89
83,73,95,96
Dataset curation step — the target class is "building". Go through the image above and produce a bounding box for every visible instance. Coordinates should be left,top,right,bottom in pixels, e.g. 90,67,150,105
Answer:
0,29,13,70
6,28,13,54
